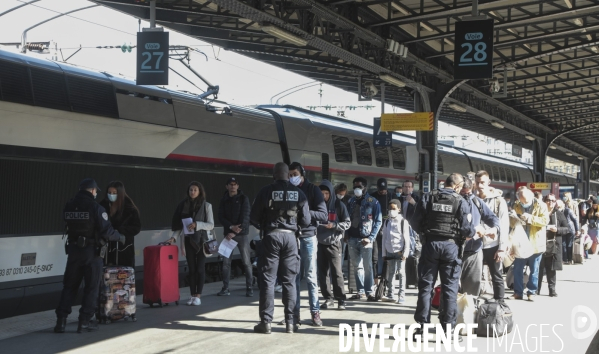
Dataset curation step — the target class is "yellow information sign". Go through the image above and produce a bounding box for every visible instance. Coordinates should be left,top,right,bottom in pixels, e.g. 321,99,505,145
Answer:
528,183,551,190
381,112,434,131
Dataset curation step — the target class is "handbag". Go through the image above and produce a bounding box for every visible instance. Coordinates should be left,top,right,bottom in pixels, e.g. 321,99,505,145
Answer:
545,237,558,256
202,230,218,257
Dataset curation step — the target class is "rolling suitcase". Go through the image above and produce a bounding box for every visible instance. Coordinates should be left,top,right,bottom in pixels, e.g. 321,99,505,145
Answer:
143,244,180,307
573,238,584,264
98,243,137,324
405,255,419,289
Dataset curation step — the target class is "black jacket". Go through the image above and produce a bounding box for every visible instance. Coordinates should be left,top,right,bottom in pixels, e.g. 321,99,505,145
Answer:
250,180,311,232
298,179,328,237
65,190,122,244
218,190,251,237
398,193,420,226
546,209,567,271
99,197,141,267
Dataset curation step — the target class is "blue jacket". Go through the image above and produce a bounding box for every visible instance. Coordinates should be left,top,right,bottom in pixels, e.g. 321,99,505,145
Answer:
348,192,383,242
463,194,500,252
411,188,475,240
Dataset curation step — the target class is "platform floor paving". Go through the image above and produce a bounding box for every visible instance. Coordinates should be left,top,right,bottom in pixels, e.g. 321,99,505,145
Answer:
1,258,598,354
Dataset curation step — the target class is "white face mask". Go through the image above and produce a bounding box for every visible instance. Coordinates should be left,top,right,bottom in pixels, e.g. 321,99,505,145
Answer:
108,194,117,202
354,188,363,198
389,210,399,218
289,175,302,186
336,194,344,200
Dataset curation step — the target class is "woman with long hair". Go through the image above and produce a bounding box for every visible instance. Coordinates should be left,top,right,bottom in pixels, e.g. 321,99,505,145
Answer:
171,181,214,306
99,181,141,268
586,198,599,255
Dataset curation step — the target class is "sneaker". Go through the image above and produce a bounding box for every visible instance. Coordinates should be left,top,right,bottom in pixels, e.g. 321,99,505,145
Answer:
321,299,335,309
193,297,201,306
246,287,254,297
275,285,283,293
381,295,395,302
311,312,323,327
348,294,363,300
508,294,522,300
217,288,230,296
187,297,195,305
396,297,406,304
527,294,535,302
338,300,346,310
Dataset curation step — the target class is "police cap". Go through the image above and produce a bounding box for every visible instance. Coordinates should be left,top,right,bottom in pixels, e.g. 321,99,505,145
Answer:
79,178,101,191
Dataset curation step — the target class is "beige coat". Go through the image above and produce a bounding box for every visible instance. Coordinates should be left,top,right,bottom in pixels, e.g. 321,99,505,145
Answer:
512,198,549,254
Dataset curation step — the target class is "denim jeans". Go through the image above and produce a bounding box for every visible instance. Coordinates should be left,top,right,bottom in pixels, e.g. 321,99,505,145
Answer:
385,256,406,300
348,237,374,296
513,253,543,296
294,236,319,316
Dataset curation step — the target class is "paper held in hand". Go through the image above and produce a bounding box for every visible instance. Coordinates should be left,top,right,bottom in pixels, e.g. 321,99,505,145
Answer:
182,218,194,235
218,238,238,258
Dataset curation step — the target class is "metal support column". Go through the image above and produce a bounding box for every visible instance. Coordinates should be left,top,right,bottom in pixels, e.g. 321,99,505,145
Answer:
583,158,592,197
532,139,548,182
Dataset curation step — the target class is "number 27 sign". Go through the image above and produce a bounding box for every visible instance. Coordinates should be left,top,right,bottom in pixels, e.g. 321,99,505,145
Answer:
453,19,494,80
136,31,169,85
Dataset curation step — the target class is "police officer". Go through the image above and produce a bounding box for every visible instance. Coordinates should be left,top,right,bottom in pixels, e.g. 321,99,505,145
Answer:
250,163,311,334
54,178,125,334
411,173,475,341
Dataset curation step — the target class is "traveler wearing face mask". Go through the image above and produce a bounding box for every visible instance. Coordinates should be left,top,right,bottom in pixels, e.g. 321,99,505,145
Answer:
398,180,419,226
347,177,383,300
99,181,141,268
55,178,125,334
381,200,411,303
335,183,349,208
510,186,549,301
288,162,328,327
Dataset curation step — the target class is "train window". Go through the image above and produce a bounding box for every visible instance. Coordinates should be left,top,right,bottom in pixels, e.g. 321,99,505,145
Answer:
374,146,390,168
484,164,493,179
391,147,406,169
332,135,352,163
499,167,506,182
437,155,444,174
507,168,513,183
354,139,373,166
492,166,500,181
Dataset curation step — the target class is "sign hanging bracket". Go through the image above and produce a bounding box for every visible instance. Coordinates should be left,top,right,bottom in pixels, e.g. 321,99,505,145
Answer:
462,0,487,21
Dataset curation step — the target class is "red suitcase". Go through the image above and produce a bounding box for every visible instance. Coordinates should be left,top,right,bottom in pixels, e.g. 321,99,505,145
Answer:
143,245,180,307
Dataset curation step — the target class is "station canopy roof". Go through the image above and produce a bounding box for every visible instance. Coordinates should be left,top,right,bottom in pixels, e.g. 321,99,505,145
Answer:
95,0,599,165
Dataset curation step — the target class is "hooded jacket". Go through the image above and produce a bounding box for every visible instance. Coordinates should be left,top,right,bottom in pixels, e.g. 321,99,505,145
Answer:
316,180,350,245
297,178,328,237
218,189,250,237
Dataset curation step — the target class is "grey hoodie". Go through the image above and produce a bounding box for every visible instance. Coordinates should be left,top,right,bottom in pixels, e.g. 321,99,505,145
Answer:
316,180,351,245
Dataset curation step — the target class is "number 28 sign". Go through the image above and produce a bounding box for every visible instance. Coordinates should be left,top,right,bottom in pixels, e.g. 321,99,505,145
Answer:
453,19,494,80
136,31,169,85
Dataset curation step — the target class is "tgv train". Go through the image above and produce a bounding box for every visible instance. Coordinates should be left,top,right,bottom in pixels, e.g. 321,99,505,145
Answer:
0,48,589,318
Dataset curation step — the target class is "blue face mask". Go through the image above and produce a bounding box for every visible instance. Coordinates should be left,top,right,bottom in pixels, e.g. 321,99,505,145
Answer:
108,194,117,202
289,175,302,186
395,192,401,197
521,201,532,209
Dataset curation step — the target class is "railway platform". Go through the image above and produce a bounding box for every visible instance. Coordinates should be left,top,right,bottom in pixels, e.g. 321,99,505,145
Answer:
0,257,597,354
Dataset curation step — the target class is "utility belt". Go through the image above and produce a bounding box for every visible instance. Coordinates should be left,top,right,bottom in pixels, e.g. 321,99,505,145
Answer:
268,228,295,234
67,236,106,257
424,235,458,243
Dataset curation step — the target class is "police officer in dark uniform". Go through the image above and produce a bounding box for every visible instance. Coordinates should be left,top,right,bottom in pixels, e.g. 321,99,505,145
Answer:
411,173,475,341
54,178,125,334
250,163,311,334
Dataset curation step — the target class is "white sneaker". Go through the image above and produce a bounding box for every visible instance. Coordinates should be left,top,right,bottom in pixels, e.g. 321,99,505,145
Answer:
275,285,283,293
381,296,395,302
193,297,201,306
187,297,195,305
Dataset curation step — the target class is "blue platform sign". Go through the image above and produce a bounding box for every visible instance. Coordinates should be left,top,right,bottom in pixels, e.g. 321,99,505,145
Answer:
454,19,494,80
373,117,392,147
